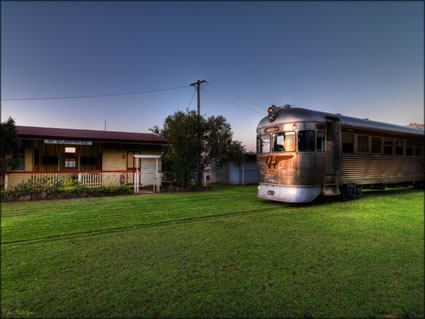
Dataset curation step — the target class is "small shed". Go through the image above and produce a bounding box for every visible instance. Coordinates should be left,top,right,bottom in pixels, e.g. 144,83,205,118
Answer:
209,152,258,185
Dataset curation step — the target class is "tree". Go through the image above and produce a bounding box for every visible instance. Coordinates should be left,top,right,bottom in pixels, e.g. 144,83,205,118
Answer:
203,115,245,168
0,117,21,172
151,110,245,187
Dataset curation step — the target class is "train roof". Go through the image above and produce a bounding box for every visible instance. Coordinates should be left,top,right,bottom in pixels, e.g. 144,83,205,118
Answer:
257,107,424,137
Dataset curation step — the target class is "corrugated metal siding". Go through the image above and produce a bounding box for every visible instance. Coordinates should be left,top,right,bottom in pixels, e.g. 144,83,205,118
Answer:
16,126,168,144
210,162,229,184
102,151,127,171
340,154,424,184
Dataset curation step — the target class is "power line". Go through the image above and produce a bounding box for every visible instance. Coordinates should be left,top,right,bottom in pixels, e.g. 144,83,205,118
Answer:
187,87,197,108
1,85,190,101
207,82,265,111
203,88,264,115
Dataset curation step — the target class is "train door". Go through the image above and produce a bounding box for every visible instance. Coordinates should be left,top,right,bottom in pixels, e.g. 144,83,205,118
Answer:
323,117,341,196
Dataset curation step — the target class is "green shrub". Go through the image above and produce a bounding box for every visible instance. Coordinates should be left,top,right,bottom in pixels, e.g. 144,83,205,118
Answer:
6,178,133,200
74,184,89,194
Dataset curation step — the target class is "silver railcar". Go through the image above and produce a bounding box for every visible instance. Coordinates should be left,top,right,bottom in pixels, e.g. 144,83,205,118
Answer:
257,105,424,203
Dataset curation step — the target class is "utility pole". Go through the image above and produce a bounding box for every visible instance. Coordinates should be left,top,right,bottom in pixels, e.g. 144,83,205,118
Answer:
190,80,207,116
190,80,207,187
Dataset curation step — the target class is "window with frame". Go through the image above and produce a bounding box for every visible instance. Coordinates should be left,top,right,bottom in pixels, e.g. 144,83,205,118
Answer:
342,134,354,153
384,138,393,155
257,135,271,153
371,137,382,153
80,157,97,165
395,140,404,155
416,141,423,156
316,131,325,152
406,141,414,156
65,158,76,168
14,147,25,170
298,130,315,152
64,147,76,168
34,149,39,165
273,132,295,152
42,156,58,165
357,135,369,153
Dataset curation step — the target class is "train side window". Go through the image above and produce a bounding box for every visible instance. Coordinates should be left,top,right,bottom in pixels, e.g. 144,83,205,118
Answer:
258,135,271,153
342,134,354,153
406,141,414,156
384,138,393,155
298,130,315,152
357,135,369,153
371,137,382,153
416,141,423,156
316,131,325,152
395,140,404,155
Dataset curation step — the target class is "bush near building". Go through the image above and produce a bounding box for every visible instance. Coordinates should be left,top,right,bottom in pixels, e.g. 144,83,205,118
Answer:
0,176,132,202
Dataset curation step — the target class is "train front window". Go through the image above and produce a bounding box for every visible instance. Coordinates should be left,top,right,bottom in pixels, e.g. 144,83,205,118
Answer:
258,135,271,153
273,132,295,152
298,130,315,152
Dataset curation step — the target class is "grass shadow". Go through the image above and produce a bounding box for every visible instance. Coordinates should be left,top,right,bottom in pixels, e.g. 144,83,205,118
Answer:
257,186,423,209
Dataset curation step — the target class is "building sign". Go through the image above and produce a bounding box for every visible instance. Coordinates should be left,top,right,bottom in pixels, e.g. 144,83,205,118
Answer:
44,139,92,145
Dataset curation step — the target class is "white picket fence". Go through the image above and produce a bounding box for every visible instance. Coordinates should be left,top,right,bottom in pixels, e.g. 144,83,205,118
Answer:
2,170,167,192
78,172,103,186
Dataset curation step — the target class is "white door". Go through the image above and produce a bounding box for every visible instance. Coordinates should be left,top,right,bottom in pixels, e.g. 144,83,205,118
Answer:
140,159,155,186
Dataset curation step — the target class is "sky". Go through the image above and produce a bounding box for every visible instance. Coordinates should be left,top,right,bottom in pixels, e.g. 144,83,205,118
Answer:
1,1,423,152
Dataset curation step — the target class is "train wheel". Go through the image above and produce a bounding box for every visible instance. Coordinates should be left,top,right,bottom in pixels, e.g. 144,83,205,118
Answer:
355,185,363,199
341,184,362,201
413,181,424,189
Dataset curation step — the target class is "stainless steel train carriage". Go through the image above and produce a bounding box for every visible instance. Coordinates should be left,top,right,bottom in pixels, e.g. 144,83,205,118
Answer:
256,105,424,203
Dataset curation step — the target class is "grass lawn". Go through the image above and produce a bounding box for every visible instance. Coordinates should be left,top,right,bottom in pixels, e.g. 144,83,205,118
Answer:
1,185,424,318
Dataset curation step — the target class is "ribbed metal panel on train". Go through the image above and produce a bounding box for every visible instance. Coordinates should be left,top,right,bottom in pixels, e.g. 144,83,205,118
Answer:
340,154,423,184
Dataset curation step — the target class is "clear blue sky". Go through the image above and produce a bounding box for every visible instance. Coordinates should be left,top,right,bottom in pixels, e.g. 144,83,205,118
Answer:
1,2,423,152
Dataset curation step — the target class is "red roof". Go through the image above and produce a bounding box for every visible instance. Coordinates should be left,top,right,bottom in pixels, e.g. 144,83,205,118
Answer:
16,126,167,144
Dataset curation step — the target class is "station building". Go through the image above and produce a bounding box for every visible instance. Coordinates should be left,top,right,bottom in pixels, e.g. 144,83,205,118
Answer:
3,126,167,190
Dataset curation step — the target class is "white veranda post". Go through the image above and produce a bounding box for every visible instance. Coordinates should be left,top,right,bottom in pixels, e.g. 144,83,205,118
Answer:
132,154,161,194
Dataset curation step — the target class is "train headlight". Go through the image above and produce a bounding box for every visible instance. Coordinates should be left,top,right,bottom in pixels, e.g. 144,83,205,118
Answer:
258,185,261,190
268,105,278,121
288,188,297,196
